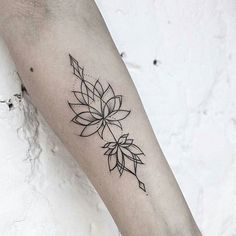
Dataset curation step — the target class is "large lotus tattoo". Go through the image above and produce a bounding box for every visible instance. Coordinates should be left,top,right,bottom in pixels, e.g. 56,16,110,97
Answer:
68,55,146,192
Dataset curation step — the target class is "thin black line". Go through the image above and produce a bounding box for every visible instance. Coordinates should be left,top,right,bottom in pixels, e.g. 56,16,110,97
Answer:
107,124,117,142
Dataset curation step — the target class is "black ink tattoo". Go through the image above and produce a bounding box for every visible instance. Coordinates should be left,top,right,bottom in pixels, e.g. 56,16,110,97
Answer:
68,55,146,192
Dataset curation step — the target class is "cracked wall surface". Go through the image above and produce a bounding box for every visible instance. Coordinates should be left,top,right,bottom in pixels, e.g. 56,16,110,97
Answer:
0,0,236,235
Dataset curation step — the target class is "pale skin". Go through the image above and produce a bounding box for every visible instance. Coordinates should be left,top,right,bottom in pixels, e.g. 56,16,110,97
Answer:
0,1,202,235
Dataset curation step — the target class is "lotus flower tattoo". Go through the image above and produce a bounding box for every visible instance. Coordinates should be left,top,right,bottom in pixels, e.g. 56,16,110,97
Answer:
68,54,146,192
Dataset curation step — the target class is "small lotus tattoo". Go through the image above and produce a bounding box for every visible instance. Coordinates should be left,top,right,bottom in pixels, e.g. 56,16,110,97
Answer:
68,54,146,192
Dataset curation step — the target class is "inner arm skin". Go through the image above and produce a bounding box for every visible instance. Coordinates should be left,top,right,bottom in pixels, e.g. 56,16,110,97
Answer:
0,1,202,236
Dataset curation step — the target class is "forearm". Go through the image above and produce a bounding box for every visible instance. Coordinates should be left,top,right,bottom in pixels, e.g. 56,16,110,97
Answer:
0,1,201,235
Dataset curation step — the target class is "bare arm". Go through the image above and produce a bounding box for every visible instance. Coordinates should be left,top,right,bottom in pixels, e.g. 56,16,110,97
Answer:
0,1,202,235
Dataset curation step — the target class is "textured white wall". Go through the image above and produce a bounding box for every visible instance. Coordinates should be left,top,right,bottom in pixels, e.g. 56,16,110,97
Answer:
0,0,236,235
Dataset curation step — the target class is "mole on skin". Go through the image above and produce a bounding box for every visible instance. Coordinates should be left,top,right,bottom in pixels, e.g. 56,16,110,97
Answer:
30,67,34,72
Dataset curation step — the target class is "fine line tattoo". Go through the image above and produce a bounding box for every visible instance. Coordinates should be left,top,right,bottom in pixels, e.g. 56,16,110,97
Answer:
67,54,146,192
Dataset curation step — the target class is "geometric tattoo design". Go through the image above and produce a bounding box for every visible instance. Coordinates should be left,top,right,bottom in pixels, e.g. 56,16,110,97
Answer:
68,54,146,192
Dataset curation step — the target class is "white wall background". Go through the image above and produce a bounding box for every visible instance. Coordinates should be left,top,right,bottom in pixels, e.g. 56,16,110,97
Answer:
0,0,236,235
